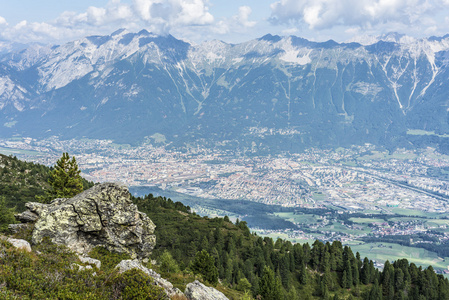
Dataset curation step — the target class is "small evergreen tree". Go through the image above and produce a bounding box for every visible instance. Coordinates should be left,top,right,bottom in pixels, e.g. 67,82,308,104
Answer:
37,152,83,203
237,278,252,292
159,250,179,273
191,249,219,285
259,266,283,300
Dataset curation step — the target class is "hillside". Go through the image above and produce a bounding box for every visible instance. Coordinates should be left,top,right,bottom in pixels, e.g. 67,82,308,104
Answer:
1,155,449,299
0,153,93,211
0,154,51,212
2,31,449,152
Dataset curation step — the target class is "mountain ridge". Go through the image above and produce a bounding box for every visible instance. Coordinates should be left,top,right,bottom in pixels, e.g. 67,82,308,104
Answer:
2,30,449,152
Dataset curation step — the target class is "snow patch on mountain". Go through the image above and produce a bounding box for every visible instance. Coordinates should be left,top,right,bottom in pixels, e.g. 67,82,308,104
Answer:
350,82,383,96
280,48,312,65
0,76,28,111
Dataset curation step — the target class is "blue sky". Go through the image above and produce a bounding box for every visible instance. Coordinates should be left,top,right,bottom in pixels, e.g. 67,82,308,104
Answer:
1,0,449,44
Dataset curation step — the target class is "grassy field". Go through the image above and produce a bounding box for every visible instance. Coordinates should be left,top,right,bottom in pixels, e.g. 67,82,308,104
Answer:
356,151,386,161
357,150,418,161
274,212,320,224
388,216,425,222
425,219,449,227
390,207,445,218
407,129,449,138
320,222,372,235
312,192,326,201
350,242,449,270
349,217,385,224
0,147,41,156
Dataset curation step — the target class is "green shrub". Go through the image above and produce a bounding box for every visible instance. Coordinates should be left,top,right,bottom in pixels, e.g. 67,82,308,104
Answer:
111,269,167,300
88,247,131,271
0,197,16,232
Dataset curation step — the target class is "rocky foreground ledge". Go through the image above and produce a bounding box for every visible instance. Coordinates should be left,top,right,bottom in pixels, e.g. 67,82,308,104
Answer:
15,182,156,259
9,182,229,300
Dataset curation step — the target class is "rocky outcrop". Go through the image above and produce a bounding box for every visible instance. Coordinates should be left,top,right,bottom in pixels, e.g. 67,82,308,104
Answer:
184,280,229,300
16,182,156,259
15,210,39,223
0,237,32,252
115,259,184,298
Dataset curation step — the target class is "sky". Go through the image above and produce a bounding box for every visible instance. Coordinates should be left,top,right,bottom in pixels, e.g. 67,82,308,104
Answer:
1,0,449,45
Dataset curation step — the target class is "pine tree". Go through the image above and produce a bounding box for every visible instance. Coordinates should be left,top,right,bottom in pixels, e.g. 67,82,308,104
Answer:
361,257,371,284
299,261,308,285
367,279,383,300
158,250,179,273
259,266,283,300
382,261,394,300
37,152,83,203
353,259,360,286
342,270,349,289
191,249,219,285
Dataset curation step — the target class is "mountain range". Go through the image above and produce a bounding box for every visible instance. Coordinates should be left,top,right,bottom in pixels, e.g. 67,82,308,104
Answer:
2,29,449,152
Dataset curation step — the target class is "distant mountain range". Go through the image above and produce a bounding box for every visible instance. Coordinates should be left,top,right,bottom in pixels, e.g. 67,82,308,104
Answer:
2,29,449,152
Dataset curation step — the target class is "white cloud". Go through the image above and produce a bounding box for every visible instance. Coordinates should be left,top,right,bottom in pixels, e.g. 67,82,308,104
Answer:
208,6,257,35
270,0,449,32
132,0,214,33
0,0,215,43
236,6,256,28
0,16,7,26
282,27,298,35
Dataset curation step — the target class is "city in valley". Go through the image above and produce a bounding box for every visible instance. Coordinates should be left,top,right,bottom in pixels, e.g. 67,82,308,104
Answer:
3,136,449,272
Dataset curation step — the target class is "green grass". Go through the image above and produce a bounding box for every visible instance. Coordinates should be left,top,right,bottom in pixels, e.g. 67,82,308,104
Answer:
356,149,417,161
390,207,442,217
389,153,417,160
312,192,326,201
349,217,385,224
350,242,449,270
357,151,386,161
388,217,425,222
320,222,372,235
0,147,42,156
341,160,357,167
407,129,449,138
274,212,319,224
425,219,449,227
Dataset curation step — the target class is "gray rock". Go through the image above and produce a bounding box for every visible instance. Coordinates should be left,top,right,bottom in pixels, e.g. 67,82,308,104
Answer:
185,280,229,300
71,263,93,271
0,237,32,253
8,223,30,234
78,255,101,269
18,182,156,259
71,263,97,276
15,210,39,223
116,259,184,298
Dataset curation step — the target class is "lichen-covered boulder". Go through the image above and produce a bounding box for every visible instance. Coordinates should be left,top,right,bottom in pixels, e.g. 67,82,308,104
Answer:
0,237,32,253
17,182,156,259
185,280,229,300
116,259,184,298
